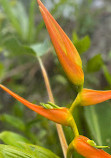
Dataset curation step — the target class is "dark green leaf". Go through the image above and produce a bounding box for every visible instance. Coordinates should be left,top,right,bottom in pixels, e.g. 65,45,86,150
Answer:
0,114,25,131
1,36,35,56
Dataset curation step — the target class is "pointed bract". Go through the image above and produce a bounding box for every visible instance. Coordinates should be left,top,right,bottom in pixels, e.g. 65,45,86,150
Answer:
0,84,71,126
37,0,84,89
79,88,111,106
73,135,111,158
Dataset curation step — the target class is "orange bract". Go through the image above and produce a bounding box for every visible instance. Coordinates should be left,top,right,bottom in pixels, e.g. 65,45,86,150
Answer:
0,84,71,126
73,135,111,158
79,88,111,106
37,0,84,89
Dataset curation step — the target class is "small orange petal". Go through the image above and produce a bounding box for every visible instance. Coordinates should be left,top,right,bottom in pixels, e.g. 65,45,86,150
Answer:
79,88,111,106
73,135,111,158
37,0,84,88
0,84,71,126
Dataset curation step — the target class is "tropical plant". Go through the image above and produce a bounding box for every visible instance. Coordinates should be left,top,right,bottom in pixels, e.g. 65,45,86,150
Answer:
0,0,111,158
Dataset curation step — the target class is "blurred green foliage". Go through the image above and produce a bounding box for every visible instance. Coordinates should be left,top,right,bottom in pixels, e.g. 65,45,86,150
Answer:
0,0,111,158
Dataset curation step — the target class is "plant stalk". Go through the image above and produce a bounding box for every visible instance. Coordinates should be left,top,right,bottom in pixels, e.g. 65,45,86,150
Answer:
38,57,68,158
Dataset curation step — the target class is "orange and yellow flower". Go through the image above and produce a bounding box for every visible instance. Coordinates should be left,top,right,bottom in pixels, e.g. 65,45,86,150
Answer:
0,84,72,126
37,0,84,89
78,88,111,106
73,135,111,158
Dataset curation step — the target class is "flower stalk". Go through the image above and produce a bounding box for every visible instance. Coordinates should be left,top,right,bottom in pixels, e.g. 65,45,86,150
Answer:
38,57,68,157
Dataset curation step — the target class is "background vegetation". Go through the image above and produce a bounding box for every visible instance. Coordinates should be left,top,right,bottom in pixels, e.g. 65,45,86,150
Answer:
0,0,111,157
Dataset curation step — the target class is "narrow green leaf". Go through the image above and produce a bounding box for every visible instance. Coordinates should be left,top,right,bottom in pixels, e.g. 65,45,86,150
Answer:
0,63,6,78
102,65,111,86
0,0,22,38
12,1,29,40
27,0,36,43
84,106,102,145
84,102,111,154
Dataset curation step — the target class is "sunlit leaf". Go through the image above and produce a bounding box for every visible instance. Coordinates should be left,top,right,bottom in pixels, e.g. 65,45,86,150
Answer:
0,145,32,158
16,143,60,158
0,131,30,148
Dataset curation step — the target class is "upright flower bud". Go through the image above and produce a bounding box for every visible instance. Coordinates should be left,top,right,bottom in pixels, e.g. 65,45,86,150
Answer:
37,0,84,90
0,84,72,126
73,135,111,158
78,88,111,106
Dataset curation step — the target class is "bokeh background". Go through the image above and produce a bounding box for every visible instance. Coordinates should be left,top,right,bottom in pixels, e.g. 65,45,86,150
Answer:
0,0,111,157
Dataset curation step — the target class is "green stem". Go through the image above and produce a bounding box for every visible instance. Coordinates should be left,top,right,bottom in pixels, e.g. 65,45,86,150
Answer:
69,94,81,114
69,116,79,137
67,141,74,158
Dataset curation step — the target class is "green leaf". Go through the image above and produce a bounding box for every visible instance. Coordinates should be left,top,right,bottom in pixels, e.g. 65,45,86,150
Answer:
1,37,50,57
16,143,60,158
30,40,51,57
0,131,30,148
0,132,59,157
86,54,103,72
1,36,35,56
0,145,32,158
84,102,111,154
0,143,60,158
0,114,25,131
74,35,91,54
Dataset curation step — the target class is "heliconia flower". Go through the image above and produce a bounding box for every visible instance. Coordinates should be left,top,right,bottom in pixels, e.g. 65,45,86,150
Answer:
77,88,111,106
73,135,111,158
0,84,72,126
37,0,84,89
